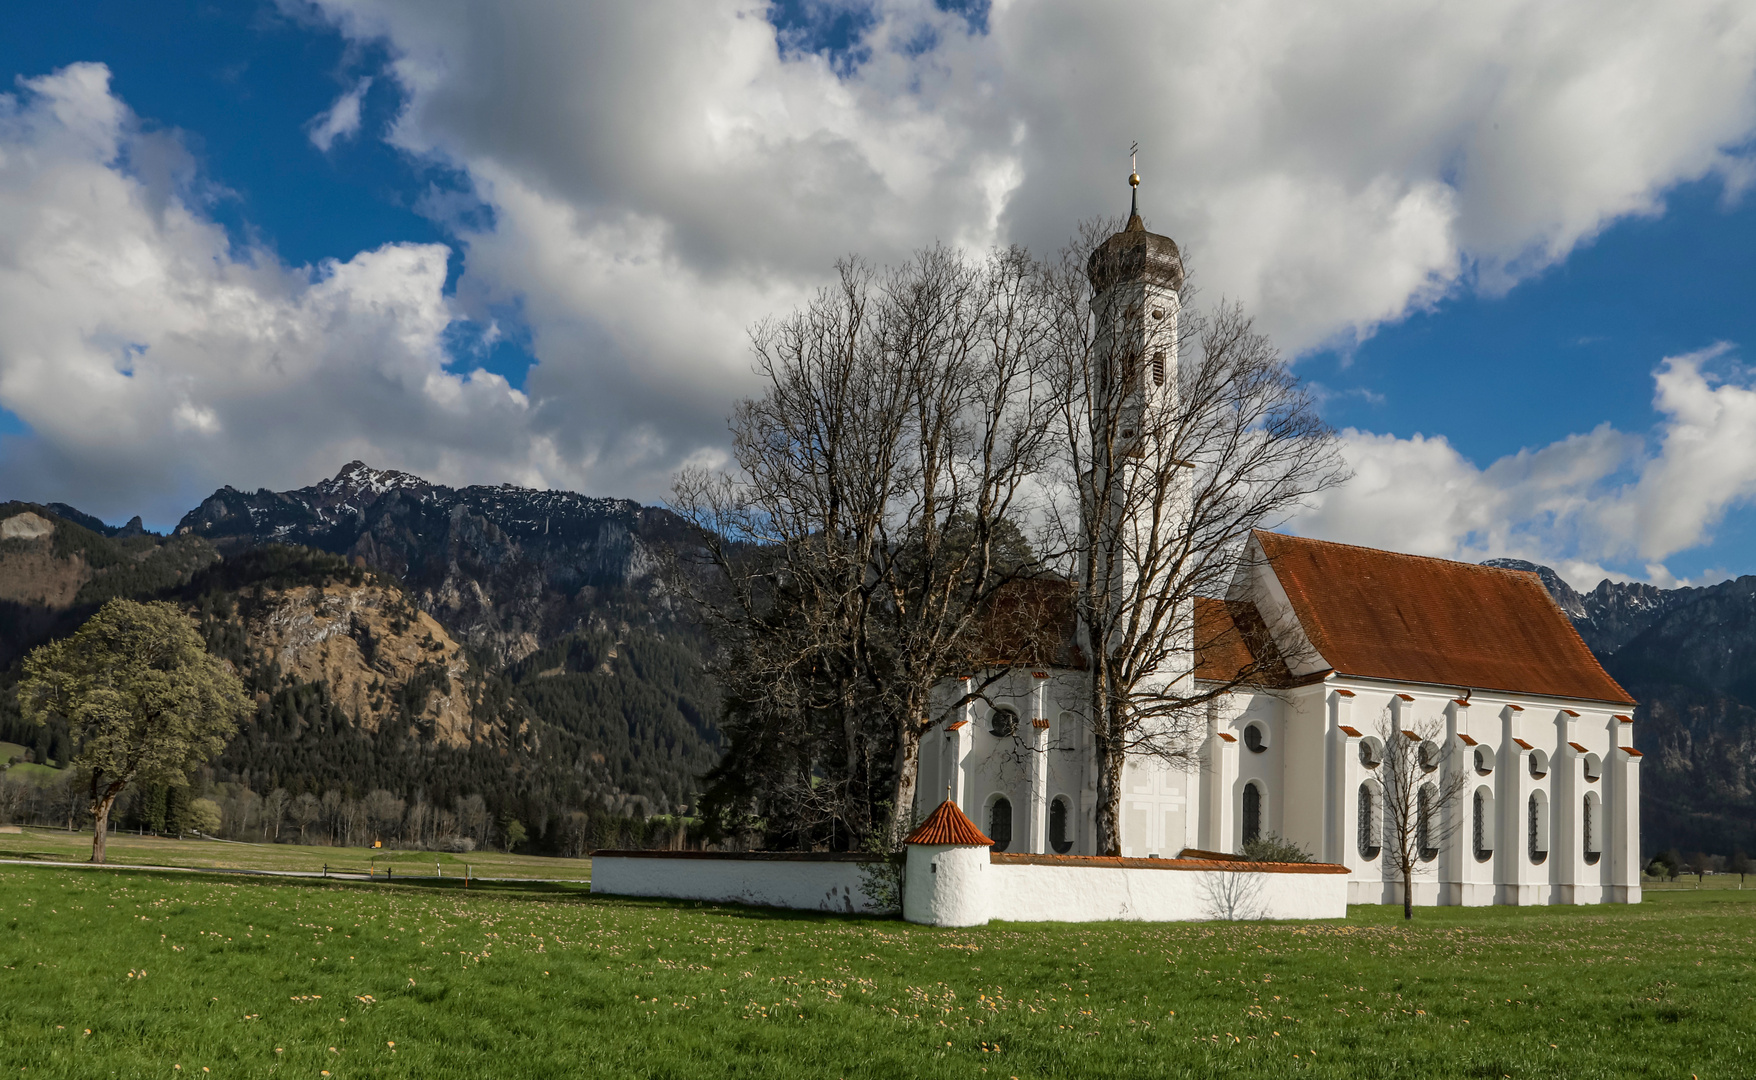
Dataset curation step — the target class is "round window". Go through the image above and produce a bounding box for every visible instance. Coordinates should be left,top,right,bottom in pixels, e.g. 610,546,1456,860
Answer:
1528,748,1549,779
989,709,1018,738
1358,738,1383,769
1583,752,1602,783
1474,746,1495,775
1244,724,1267,753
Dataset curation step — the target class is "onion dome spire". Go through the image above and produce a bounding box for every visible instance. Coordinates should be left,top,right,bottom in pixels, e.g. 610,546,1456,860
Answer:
1088,143,1184,291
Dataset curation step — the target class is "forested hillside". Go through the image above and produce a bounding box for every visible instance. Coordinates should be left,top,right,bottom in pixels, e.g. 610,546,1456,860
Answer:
0,488,723,853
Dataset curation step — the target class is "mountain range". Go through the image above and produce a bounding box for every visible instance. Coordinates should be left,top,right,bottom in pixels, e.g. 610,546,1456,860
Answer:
1486,559,1756,857
3,461,1753,857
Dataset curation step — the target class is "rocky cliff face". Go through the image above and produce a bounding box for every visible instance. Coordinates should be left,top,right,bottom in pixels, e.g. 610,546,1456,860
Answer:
242,583,484,748
0,503,219,668
177,462,695,668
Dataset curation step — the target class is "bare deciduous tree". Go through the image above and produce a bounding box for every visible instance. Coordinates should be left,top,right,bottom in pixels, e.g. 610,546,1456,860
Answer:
676,247,1059,849
262,787,289,842
1373,710,1472,919
289,792,321,844
1040,219,1346,855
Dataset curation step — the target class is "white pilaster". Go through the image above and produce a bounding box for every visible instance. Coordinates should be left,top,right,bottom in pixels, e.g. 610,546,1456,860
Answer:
1027,717,1051,854
1552,710,1581,904
1610,740,1643,903
1497,704,1532,905
1325,688,1356,864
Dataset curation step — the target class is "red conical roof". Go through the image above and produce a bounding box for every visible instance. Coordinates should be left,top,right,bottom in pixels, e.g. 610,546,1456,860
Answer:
904,800,993,846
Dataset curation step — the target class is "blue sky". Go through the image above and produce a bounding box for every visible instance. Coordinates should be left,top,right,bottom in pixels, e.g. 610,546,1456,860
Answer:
2,2,1755,588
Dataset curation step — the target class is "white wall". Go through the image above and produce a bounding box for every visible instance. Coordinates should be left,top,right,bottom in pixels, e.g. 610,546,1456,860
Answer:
591,854,891,914
981,858,1348,923
595,849,1348,926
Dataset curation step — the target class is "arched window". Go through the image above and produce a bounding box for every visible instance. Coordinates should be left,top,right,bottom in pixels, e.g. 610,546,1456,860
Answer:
1357,782,1381,860
1049,796,1073,854
1242,782,1263,846
1417,782,1439,862
1244,723,1267,753
1583,791,1603,865
988,797,1013,853
1527,791,1549,865
989,708,1018,738
1473,787,1495,862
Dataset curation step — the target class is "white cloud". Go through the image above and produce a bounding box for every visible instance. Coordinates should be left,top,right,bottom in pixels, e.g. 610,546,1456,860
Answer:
6,2,1756,572
0,64,530,525
306,76,371,151
269,0,1756,512
1289,348,1756,587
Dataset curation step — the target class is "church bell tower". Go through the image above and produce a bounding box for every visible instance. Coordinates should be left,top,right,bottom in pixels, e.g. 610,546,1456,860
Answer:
1086,163,1186,458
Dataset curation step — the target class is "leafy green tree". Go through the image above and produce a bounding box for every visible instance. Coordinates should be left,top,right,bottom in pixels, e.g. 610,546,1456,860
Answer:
186,797,223,835
501,817,528,852
17,599,248,863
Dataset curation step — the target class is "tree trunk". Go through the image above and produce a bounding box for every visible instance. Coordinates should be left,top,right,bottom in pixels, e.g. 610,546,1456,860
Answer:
1402,863,1413,920
90,792,120,865
890,724,923,850
1094,730,1125,857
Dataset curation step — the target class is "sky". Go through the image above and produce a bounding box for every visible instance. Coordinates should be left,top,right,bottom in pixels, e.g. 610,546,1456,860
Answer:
2,1,1756,590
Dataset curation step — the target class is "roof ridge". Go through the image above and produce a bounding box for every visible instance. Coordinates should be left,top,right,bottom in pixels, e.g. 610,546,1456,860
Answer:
1254,529,1545,578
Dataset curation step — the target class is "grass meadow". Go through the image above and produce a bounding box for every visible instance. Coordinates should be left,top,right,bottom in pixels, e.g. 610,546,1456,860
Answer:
0,829,591,881
2,865,1753,1079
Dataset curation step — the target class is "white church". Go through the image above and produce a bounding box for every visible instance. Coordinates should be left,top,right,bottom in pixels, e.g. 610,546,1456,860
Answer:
914,184,1643,909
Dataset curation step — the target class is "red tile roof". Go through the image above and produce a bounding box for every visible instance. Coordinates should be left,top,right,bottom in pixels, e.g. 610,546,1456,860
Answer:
1615,714,1633,723
1569,741,1589,753
1193,597,1293,685
1513,738,1534,750
1458,734,1478,746
1620,746,1644,758
1255,531,1634,706
904,800,993,846
1338,725,1363,737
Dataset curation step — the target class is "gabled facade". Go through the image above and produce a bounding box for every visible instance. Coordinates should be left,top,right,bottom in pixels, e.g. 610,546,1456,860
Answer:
916,531,1642,906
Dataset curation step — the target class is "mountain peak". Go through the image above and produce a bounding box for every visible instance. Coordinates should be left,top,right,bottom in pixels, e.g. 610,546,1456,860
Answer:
323,460,429,498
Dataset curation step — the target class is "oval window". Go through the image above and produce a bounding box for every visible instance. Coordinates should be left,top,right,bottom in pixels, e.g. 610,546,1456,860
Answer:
1473,788,1495,862
1244,723,1267,753
1359,738,1383,769
989,709,1018,738
1357,782,1381,860
1474,746,1495,775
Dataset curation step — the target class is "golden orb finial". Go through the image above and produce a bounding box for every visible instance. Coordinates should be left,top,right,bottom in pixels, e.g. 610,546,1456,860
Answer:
1129,171,1140,187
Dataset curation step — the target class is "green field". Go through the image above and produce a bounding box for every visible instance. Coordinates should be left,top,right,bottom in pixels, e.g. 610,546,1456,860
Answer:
1,865,1752,1079
0,828,592,882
